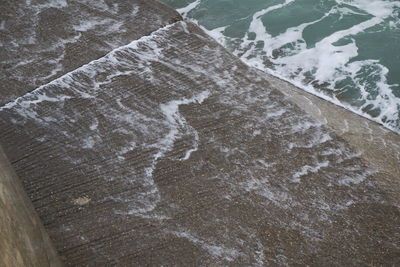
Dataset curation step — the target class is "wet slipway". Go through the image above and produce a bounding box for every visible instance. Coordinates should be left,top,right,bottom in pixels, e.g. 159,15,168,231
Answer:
0,0,399,266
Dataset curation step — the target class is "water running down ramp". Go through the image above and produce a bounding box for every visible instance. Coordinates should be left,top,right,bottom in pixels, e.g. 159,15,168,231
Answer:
1,19,399,265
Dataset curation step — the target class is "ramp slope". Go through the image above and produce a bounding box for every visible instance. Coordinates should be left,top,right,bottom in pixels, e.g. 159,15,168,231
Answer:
0,1,400,266
1,21,400,265
0,0,181,106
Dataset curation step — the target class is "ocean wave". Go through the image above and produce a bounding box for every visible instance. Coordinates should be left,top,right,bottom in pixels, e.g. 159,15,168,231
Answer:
168,0,400,133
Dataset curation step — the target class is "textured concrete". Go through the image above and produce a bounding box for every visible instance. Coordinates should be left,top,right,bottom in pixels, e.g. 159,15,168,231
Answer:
267,73,400,206
0,146,62,267
1,15,400,266
0,0,181,106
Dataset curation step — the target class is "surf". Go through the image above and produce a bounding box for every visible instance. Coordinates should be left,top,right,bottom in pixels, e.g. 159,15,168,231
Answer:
163,0,400,133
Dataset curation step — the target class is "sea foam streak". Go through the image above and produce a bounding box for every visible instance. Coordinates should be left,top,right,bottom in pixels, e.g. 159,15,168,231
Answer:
175,0,400,133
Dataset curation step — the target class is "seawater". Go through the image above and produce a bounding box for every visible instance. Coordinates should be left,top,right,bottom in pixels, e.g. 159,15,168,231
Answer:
162,0,400,133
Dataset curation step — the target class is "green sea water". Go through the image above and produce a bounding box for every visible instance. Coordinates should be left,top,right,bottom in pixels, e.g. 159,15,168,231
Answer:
162,0,400,132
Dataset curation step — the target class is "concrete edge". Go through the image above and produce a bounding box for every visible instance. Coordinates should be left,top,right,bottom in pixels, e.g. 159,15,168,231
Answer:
262,70,400,204
0,146,62,267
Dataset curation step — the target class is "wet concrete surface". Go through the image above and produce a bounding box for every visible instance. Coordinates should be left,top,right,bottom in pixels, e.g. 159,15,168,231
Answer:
0,0,181,106
267,73,400,207
0,0,400,266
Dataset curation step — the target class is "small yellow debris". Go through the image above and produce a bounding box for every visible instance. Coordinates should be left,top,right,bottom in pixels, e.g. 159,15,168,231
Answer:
72,196,91,206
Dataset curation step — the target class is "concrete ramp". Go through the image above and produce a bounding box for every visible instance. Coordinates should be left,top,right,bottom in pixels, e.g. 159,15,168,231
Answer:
1,1,400,266
0,0,180,106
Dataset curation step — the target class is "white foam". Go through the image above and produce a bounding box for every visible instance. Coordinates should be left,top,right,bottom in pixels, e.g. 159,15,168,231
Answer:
240,0,295,56
177,0,201,17
72,18,114,32
252,1,400,132
0,20,5,30
0,23,177,114
336,0,400,18
291,161,329,183
272,14,383,81
89,118,99,131
170,230,240,261
159,90,210,162
207,26,228,44
132,5,140,15
179,0,400,133
288,130,332,150
82,136,96,149
36,0,67,9
2,21,211,218
266,109,286,118
124,90,209,216
241,176,292,207
338,169,373,185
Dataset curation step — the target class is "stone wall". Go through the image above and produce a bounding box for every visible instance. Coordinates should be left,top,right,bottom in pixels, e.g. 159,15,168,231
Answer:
0,146,62,266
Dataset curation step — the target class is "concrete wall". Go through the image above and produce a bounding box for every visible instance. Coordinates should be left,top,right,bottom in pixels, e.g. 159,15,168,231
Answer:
0,146,62,267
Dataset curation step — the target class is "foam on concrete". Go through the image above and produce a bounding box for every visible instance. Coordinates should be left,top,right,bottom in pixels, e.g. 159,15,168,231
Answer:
0,0,399,266
0,0,181,106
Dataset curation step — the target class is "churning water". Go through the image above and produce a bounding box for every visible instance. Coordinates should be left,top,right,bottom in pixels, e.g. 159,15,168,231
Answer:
162,0,400,133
